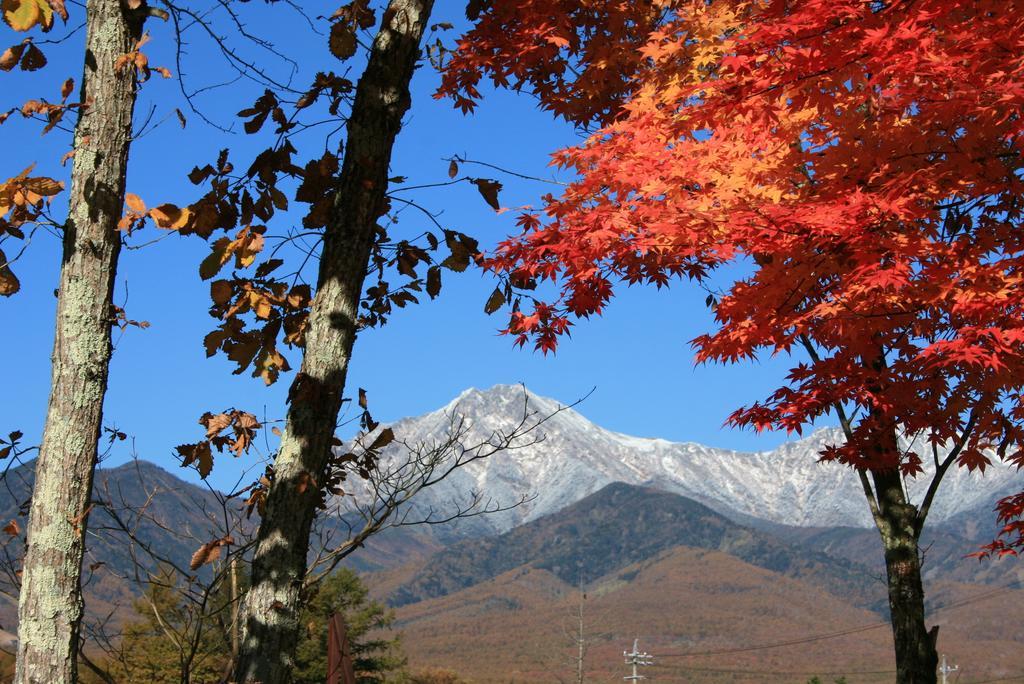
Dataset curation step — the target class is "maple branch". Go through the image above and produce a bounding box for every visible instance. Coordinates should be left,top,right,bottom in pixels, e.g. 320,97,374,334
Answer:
799,334,882,519
915,410,977,534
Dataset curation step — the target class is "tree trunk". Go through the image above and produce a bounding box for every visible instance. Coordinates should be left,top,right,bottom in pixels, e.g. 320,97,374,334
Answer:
232,2,433,682
871,467,938,684
15,2,141,682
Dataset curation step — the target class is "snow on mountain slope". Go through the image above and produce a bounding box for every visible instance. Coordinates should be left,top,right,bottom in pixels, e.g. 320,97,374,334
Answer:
369,384,1019,534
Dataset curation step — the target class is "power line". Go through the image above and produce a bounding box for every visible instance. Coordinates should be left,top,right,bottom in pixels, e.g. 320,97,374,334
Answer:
655,578,1022,659
656,620,888,658
648,664,1024,683
650,662,896,677
963,674,1024,683
932,579,1024,613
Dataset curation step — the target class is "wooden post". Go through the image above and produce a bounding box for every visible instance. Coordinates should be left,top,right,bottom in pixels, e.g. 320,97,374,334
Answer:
326,613,356,684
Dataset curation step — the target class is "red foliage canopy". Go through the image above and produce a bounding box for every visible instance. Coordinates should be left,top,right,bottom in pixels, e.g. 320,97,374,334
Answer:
444,0,1024,550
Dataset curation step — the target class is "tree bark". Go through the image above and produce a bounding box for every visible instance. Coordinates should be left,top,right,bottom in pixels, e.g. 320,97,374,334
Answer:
870,468,939,684
232,2,434,682
14,2,141,682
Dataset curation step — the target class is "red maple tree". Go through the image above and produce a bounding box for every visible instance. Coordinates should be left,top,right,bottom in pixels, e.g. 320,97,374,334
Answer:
443,1,1024,681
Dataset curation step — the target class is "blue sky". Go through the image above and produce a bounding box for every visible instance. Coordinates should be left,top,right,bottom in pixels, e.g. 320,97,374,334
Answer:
2,2,816,491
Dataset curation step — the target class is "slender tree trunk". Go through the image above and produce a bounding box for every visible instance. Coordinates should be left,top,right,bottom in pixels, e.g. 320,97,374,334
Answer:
15,2,140,682
870,468,938,684
233,2,433,681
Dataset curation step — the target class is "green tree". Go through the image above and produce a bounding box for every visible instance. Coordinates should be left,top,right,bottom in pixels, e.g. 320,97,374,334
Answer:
99,567,233,684
293,568,406,684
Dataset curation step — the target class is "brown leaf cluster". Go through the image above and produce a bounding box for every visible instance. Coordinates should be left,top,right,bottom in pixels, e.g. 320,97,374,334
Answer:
0,429,22,460
118,193,195,234
294,150,339,229
0,73,80,135
0,165,63,295
316,389,395,511
328,1,375,61
360,230,479,330
294,72,352,114
176,409,261,479
238,89,291,135
199,224,266,280
109,303,150,331
241,468,274,519
150,68,481,387
172,143,301,244
114,32,171,82
0,38,46,71
204,268,310,386
149,143,308,385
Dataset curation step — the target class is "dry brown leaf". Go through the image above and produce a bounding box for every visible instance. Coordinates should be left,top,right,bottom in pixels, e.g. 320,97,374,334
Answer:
19,41,45,70
189,537,228,570
0,248,20,296
176,441,214,479
201,412,232,439
471,178,502,211
329,21,357,61
125,192,145,213
46,0,66,21
149,203,192,230
3,0,53,33
210,279,233,307
0,43,24,71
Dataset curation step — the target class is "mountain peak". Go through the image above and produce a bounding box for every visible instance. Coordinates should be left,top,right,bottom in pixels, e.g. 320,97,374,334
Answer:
440,383,575,416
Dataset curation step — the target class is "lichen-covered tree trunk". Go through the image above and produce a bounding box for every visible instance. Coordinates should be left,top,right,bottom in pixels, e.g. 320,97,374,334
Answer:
15,2,140,682
870,468,938,684
232,2,433,682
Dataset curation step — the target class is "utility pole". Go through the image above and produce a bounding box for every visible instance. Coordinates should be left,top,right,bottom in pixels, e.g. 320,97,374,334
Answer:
575,585,585,684
939,654,959,684
624,638,653,682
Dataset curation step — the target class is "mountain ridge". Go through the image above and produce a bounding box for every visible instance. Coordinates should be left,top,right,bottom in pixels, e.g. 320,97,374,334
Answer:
385,481,887,612
372,383,1020,533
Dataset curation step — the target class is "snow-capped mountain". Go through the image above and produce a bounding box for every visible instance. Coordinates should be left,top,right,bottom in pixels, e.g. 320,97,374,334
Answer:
371,384,1020,533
